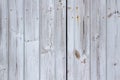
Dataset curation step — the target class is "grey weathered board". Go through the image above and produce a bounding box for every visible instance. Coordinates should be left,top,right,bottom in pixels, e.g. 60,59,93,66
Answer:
0,0,120,80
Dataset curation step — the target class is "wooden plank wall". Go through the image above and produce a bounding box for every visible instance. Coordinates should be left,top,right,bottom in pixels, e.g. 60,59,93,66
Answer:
0,0,120,80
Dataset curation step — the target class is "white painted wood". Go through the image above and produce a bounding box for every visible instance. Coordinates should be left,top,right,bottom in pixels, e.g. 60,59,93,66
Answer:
54,0,66,80
8,0,24,80
1,0,120,80
107,0,120,80
90,0,107,80
0,0,8,80
67,0,90,80
24,0,39,80
40,0,66,80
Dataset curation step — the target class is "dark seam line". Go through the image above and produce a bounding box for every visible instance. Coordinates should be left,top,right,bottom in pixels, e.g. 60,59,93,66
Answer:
39,0,40,80
7,0,10,79
23,0,25,80
106,0,107,80
66,0,68,80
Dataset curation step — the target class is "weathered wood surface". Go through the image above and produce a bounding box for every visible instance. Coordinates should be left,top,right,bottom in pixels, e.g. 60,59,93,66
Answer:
40,0,66,80
0,0,66,80
67,0,120,80
67,0,90,80
90,0,107,80
24,0,40,80
0,0,120,80
107,0,120,80
8,0,24,80
0,0,8,80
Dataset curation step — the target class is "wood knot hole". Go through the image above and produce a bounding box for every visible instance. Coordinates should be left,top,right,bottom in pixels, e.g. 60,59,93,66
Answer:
74,50,80,59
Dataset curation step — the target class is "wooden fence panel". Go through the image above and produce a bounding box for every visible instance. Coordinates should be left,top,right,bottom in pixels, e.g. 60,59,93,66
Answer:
0,0,120,80
67,0,107,80
40,0,66,80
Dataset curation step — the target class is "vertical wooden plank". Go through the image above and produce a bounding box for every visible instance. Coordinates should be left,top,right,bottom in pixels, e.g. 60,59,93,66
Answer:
40,0,55,79
67,0,90,80
90,0,107,80
24,0,39,80
115,0,120,79
55,0,66,80
8,0,24,80
0,0,8,80
107,0,120,80
40,0,66,80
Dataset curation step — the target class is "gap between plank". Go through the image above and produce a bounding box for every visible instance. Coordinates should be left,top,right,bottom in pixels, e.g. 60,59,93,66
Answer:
66,0,68,80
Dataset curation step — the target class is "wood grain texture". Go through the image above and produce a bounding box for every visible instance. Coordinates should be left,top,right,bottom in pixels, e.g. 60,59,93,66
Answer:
67,0,90,80
8,0,24,80
90,0,107,80
107,0,120,80
1,0,120,80
0,0,8,80
24,0,39,80
40,0,66,80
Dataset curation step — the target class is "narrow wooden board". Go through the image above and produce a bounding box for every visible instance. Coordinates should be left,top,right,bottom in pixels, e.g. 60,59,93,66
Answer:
8,0,24,80
90,0,107,80
107,0,120,80
24,0,39,80
40,0,66,80
0,0,8,80
67,0,90,80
